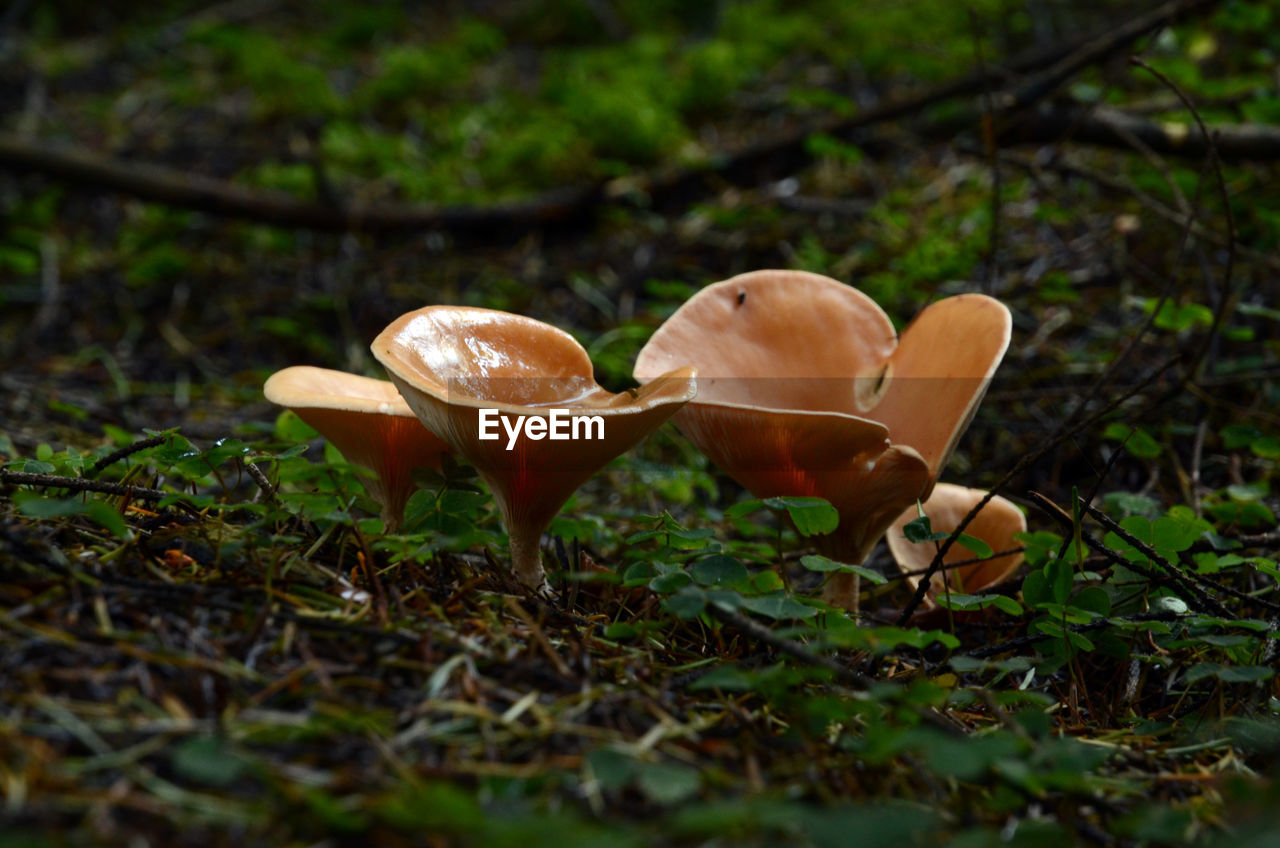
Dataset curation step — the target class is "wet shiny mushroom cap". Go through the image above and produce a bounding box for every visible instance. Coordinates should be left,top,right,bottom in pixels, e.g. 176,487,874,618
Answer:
373,305,697,589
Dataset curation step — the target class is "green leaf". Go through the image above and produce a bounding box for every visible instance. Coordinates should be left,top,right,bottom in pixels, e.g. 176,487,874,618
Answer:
751,570,785,593
1149,300,1213,331
648,570,692,594
1044,558,1074,605
170,736,247,788
989,595,1024,616
738,593,819,620
1016,530,1063,568
1186,663,1274,684
690,555,748,587
584,748,636,790
800,554,887,585
1152,511,1210,553
81,501,131,539
1021,569,1051,607
438,489,491,515
662,585,707,619
1227,481,1268,502
16,495,130,539
934,594,1022,615
956,533,993,559
724,499,765,519
274,409,319,442
688,662,786,692
902,514,940,543
1103,423,1161,458
1251,436,1280,459
762,496,838,536
635,761,702,805
1221,424,1263,449
1069,586,1111,618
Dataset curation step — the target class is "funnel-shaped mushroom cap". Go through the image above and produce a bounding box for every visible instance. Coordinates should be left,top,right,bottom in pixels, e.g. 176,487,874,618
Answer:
886,483,1026,607
869,293,1012,477
634,270,1011,609
263,366,450,530
372,306,696,589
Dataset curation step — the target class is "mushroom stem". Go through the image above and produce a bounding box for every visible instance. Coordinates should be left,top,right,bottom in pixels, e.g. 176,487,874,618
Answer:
822,572,861,612
379,503,401,534
506,522,549,592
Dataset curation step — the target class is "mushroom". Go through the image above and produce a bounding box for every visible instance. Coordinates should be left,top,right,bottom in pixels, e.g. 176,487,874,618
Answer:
633,270,1011,610
886,483,1026,608
371,306,696,591
263,365,450,531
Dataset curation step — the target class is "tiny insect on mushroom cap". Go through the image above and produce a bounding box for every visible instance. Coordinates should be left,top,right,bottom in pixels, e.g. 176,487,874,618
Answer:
886,483,1026,609
371,305,696,592
263,366,451,531
633,269,1012,611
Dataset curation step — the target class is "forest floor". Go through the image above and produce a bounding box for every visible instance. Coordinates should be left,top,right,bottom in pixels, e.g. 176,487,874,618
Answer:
2,1,1280,845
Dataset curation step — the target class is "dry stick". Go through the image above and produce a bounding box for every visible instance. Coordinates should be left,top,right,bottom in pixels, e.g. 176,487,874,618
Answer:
1190,530,1280,553
895,355,1182,625
0,131,603,234
1028,491,1222,616
243,460,276,503
653,0,1215,203
1010,103,1280,162
1048,427,1136,570
0,1,1216,235
86,434,168,478
1056,77,1224,434
892,8,1220,626
1,469,174,502
998,151,1280,273
1130,57,1239,385
506,598,573,679
933,0,1219,147
1076,497,1280,615
1062,153,1210,434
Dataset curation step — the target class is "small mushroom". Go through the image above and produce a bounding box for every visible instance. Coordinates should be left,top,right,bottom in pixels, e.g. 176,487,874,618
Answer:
634,270,1011,610
372,306,696,591
263,365,450,531
886,483,1026,608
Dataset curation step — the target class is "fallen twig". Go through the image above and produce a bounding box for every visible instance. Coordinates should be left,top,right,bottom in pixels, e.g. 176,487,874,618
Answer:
0,0,1217,235
1006,103,1280,161
896,355,1183,625
86,434,169,478
2,469,174,502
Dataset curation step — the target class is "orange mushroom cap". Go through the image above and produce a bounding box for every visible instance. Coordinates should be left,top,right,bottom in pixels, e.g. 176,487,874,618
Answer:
372,306,696,590
634,270,1011,608
886,483,1026,609
263,365,450,531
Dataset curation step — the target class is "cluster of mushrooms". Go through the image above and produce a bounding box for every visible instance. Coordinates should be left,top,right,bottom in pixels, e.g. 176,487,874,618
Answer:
264,270,1026,612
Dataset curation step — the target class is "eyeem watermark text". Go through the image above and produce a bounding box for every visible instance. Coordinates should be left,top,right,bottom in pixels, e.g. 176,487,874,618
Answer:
478,408,605,450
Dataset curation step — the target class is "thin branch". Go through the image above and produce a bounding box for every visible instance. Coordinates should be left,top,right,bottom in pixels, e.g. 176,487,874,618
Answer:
1077,497,1276,615
1007,103,1280,161
0,131,602,234
896,355,1182,625
2,469,175,502
87,434,169,478
1130,56,1238,385
0,0,1218,235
